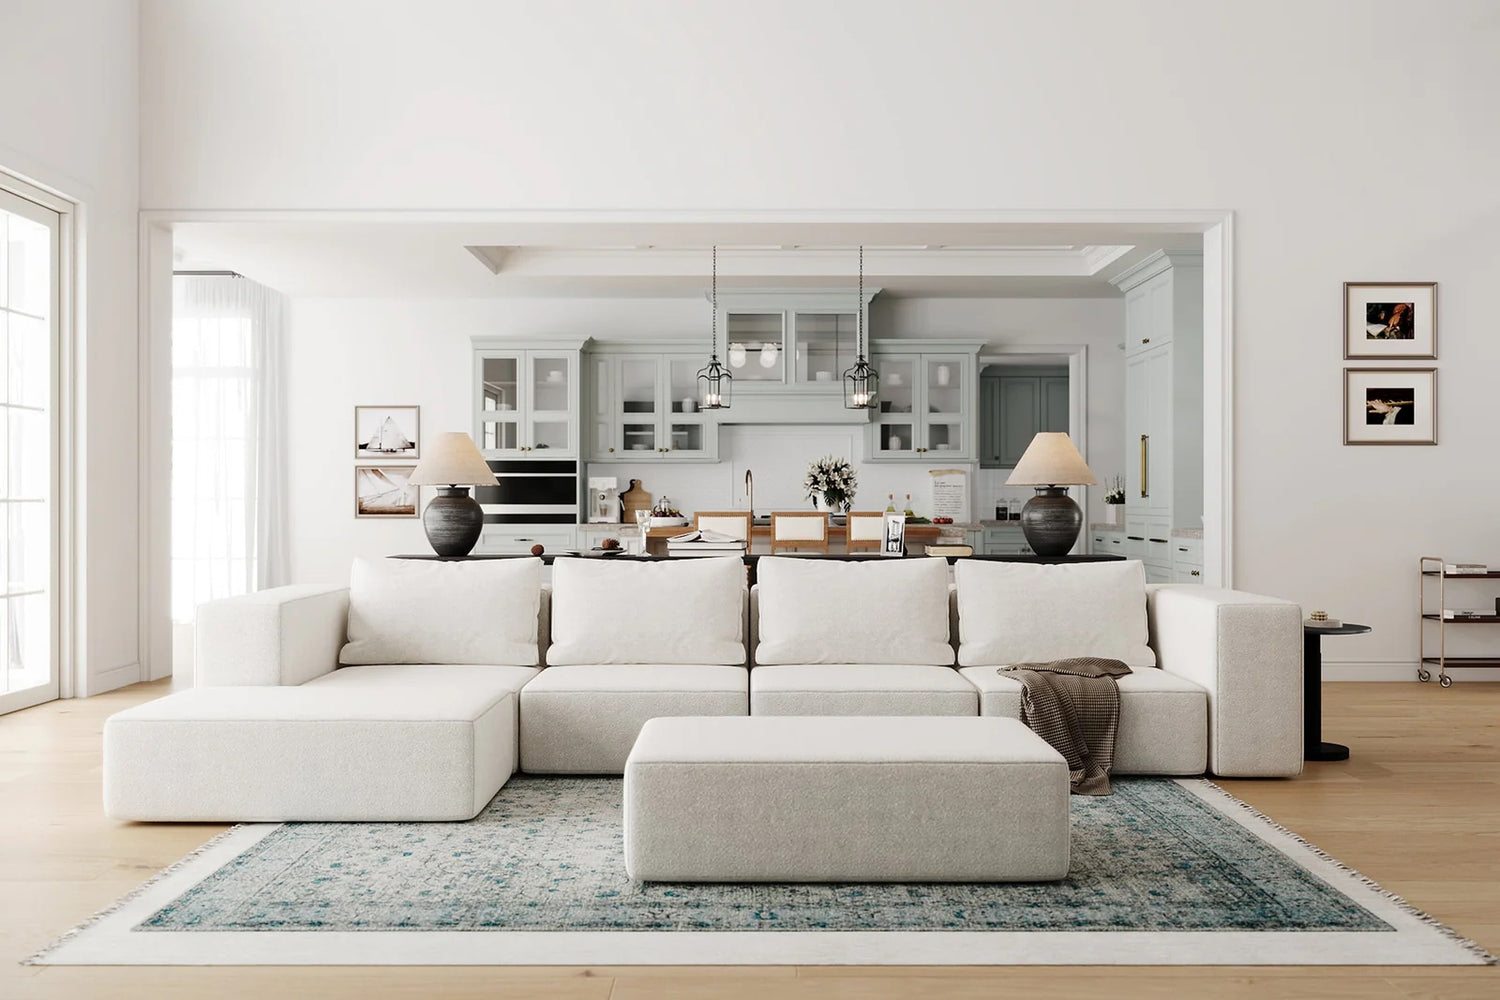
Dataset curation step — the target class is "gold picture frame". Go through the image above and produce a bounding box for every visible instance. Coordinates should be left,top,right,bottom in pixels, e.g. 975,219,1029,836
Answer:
1343,282,1437,360
1343,367,1437,446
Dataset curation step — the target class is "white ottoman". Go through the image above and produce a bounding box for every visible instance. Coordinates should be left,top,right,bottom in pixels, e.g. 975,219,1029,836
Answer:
623,715,1069,883
103,675,517,822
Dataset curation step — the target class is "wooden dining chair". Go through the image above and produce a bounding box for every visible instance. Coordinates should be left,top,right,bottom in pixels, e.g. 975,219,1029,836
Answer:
770,511,829,553
844,511,886,553
693,510,753,541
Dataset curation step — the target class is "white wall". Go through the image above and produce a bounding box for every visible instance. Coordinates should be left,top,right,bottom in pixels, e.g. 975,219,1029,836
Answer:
142,0,1500,678
1,0,141,694
286,295,1117,582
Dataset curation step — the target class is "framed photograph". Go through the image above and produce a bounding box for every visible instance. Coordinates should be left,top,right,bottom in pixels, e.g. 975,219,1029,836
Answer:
1344,368,1437,445
1344,282,1437,359
355,405,420,459
882,511,907,557
355,465,420,517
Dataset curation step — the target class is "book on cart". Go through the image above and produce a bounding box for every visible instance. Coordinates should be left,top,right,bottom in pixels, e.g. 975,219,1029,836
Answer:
667,529,747,556
1444,563,1490,575
924,544,974,557
1442,609,1495,620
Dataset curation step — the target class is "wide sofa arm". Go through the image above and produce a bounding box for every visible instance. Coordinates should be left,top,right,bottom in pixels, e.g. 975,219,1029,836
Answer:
1148,585,1303,778
194,584,350,687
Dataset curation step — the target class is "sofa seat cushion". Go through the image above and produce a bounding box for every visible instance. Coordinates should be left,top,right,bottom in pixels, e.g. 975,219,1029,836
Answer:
754,557,954,666
547,557,746,666
955,559,1155,668
340,556,542,666
103,678,517,822
519,664,749,774
310,663,540,772
750,664,978,717
958,666,1207,775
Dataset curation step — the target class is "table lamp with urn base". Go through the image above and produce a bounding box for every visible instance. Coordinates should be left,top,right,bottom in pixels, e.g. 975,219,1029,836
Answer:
1005,432,1098,556
405,432,499,557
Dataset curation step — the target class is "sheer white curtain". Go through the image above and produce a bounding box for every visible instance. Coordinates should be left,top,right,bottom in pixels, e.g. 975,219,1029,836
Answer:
171,276,289,623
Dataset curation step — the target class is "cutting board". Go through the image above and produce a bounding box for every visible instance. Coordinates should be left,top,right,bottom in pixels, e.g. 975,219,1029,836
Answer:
621,479,652,524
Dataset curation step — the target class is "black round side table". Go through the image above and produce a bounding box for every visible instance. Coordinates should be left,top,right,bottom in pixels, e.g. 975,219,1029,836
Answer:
1303,622,1370,761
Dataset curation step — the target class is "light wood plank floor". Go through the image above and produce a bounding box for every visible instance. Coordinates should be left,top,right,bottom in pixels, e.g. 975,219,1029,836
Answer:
2,680,1497,999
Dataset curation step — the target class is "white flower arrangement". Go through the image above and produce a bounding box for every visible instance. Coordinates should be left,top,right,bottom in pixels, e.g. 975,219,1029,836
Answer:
803,455,858,511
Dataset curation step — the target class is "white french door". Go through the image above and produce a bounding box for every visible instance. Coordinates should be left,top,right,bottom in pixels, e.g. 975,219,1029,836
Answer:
0,184,60,715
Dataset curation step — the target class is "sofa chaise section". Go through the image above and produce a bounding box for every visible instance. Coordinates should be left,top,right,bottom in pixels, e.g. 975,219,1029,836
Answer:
104,671,517,822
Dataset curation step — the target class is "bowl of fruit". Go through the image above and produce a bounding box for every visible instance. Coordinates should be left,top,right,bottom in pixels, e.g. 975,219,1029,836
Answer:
648,497,690,528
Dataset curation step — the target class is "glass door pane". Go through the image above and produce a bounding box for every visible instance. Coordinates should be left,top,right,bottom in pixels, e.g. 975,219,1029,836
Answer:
725,312,784,382
666,357,708,456
793,312,856,386
0,186,58,714
873,357,915,455
528,354,572,453
479,355,521,454
618,358,658,455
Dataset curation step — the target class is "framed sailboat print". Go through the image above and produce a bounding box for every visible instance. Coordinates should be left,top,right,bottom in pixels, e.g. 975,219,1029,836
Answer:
355,405,420,459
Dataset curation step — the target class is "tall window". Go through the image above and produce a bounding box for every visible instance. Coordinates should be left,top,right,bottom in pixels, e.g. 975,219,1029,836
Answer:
0,185,59,715
171,276,288,625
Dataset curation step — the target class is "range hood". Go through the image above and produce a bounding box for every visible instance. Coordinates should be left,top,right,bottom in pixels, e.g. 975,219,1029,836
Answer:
716,389,872,425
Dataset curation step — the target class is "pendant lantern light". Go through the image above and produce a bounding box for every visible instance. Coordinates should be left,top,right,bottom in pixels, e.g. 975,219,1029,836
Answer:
843,245,878,409
697,245,732,410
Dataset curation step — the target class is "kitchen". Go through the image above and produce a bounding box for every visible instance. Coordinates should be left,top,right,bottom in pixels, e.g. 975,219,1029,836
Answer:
168,229,1208,585
469,250,1202,577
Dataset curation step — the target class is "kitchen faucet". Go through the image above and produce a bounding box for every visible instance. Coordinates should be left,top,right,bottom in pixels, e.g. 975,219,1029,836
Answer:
745,469,754,519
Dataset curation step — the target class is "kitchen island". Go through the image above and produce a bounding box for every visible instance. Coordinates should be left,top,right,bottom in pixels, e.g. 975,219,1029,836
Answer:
394,550,1123,584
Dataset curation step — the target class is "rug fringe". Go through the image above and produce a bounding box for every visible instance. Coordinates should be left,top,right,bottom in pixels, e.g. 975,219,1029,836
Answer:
24,823,252,966
1187,778,1497,966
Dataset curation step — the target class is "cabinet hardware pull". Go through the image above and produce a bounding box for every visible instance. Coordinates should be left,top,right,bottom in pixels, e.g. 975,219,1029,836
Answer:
1190,569,1201,577
1150,538,1168,544
1142,337,1150,344
1140,434,1149,497
608,447,615,452
1177,546,1188,551
1127,535,1145,541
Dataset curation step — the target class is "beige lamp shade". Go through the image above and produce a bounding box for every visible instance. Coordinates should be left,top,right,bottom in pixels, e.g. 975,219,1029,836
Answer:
1005,432,1099,486
406,432,498,487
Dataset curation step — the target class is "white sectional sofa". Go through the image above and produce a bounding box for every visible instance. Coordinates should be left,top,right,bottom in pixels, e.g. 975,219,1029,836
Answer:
103,555,1304,822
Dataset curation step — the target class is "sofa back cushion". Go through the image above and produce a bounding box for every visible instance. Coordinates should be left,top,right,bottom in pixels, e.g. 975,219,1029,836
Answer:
954,559,1155,668
340,556,542,666
547,557,746,665
754,556,954,665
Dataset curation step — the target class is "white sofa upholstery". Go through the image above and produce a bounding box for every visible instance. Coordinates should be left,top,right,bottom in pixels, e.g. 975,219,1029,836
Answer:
520,664,748,774
104,557,1303,824
958,666,1209,774
1148,585,1304,777
750,664,977,716
519,556,752,774
624,716,1069,882
104,671,516,822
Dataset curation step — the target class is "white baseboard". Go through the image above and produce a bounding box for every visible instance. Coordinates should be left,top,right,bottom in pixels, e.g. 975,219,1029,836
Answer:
84,660,143,696
1322,660,1500,682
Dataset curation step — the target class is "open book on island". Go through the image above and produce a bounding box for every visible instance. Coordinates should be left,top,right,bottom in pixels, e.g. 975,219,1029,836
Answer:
667,528,747,549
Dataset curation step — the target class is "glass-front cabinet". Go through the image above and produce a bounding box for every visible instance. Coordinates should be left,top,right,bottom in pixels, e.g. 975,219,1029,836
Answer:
866,341,984,462
473,340,585,459
717,291,875,390
588,346,717,462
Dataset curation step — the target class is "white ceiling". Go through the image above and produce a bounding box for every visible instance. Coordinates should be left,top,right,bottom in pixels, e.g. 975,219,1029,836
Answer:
172,222,1206,299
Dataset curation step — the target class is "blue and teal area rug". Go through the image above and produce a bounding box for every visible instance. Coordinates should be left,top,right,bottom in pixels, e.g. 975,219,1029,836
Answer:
31,778,1495,966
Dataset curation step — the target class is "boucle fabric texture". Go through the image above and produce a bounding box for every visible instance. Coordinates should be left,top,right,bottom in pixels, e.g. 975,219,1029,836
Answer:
340,557,541,666
754,556,954,665
546,557,746,665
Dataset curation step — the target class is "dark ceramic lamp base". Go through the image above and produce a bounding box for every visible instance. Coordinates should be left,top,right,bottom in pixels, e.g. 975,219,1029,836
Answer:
1019,486,1082,556
423,486,484,557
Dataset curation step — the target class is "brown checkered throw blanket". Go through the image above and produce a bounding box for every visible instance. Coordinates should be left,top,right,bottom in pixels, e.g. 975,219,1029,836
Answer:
999,657,1133,796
